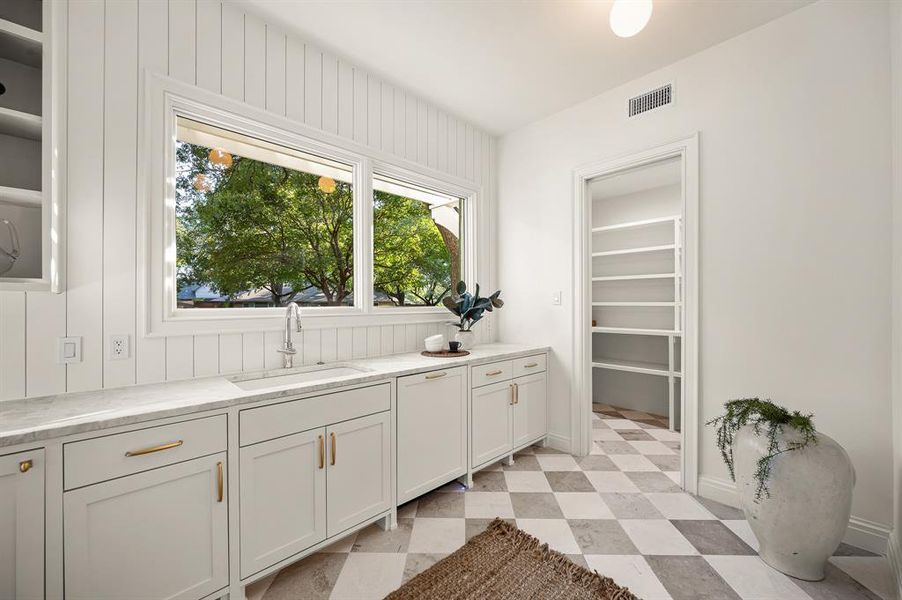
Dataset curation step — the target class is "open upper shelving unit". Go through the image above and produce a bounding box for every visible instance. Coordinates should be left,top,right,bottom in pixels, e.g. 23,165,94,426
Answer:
0,0,63,290
589,159,683,430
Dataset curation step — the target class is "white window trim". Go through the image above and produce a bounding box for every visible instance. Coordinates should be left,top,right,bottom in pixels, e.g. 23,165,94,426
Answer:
138,72,480,337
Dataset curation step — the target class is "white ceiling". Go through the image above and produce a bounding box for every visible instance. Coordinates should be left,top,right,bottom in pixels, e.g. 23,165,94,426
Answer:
239,0,811,135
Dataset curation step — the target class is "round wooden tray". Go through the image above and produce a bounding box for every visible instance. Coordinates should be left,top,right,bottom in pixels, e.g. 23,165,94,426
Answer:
421,350,471,358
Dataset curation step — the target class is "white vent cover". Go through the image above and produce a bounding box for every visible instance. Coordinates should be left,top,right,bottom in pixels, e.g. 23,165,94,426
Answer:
628,84,672,117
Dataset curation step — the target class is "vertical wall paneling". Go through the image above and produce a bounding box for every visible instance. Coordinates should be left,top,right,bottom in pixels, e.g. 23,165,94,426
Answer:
243,13,265,109
321,53,338,134
195,0,221,94
193,334,219,377
220,3,244,101
102,0,138,389
265,26,286,116
263,330,283,369
380,83,394,154
337,61,354,139
135,0,169,384
285,38,304,121
168,0,196,84
242,332,265,372
6,1,498,401
303,46,322,128
66,0,105,393
0,293,26,399
219,333,243,374
353,68,367,144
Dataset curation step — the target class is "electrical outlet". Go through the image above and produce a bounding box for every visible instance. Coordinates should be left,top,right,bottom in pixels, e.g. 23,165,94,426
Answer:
110,335,130,360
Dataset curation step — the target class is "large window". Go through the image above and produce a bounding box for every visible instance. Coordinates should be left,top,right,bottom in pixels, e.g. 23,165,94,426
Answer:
175,117,355,308
373,176,462,307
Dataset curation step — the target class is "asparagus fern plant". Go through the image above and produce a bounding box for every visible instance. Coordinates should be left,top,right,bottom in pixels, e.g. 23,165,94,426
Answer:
707,398,817,501
442,281,503,331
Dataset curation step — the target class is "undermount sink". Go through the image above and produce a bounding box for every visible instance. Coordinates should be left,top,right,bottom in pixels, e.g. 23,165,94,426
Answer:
230,365,368,391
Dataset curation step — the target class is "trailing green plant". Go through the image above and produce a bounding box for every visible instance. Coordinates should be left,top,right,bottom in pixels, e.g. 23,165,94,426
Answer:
442,281,503,331
707,398,816,501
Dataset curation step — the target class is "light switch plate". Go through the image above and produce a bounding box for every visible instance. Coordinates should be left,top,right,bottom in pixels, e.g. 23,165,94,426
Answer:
552,291,562,305
58,336,82,364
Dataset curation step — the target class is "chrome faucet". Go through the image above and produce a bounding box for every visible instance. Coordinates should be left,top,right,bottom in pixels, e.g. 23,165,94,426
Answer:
277,302,302,368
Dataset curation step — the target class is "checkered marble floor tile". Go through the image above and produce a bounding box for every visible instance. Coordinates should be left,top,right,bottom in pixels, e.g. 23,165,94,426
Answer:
247,407,895,600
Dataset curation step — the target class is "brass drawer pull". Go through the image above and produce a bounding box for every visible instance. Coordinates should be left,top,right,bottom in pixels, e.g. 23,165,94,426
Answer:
19,459,32,473
524,362,539,368
124,440,183,457
318,435,325,469
330,432,337,466
514,383,519,404
216,461,224,502
486,370,503,376
425,372,447,380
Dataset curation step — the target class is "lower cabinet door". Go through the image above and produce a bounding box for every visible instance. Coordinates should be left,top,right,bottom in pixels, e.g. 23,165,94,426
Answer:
397,367,467,504
471,381,513,468
240,428,327,578
513,373,548,447
326,411,391,536
64,452,229,600
0,449,44,600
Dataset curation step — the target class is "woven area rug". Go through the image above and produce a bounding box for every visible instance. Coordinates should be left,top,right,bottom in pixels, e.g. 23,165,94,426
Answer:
385,518,639,600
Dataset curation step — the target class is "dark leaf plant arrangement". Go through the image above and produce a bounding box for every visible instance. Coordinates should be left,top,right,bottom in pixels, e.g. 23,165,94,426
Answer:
707,398,817,501
442,281,504,331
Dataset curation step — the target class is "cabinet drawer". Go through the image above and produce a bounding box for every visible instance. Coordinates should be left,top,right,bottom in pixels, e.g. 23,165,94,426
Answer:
64,415,226,491
240,383,390,447
513,354,546,376
471,361,512,388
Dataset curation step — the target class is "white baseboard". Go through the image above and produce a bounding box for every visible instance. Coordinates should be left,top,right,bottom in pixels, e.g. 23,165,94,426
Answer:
697,476,890,556
545,432,571,453
888,530,902,600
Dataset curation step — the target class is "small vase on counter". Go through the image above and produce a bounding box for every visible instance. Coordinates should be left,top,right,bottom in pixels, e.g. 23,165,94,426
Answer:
453,330,475,350
442,281,504,352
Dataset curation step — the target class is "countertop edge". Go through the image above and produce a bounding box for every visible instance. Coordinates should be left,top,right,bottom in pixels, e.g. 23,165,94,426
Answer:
0,344,550,448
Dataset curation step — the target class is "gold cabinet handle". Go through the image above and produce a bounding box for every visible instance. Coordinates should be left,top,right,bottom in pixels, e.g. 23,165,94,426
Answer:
318,435,325,469
124,440,183,457
19,459,32,473
216,461,223,503
486,370,503,376
330,432,336,466
425,371,447,380
524,362,538,368
514,383,519,404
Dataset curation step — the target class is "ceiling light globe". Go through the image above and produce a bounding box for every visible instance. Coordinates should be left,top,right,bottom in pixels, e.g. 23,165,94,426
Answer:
610,0,653,38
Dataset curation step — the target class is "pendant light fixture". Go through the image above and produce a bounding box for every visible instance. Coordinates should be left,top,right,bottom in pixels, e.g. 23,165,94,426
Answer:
610,0,653,38
208,148,233,168
318,176,337,194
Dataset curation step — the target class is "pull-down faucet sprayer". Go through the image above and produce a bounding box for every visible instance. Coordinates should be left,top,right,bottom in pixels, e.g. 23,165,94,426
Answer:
277,302,303,368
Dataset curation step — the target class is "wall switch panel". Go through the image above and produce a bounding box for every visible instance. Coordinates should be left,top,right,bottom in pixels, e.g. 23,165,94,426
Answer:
552,291,562,305
58,337,82,364
110,335,130,360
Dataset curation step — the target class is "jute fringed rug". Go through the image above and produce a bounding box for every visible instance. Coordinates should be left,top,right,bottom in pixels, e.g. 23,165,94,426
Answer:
384,519,640,600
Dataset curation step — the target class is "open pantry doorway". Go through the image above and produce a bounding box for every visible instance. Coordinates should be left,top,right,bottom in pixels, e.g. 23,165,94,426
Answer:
572,135,699,493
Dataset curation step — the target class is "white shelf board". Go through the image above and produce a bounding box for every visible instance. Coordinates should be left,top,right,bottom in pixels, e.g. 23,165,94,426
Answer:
0,185,41,207
592,359,673,377
592,215,680,233
0,106,42,140
592,301,679,307
592,273,677,282
592,244,675,258
591,327,681,337
0,18,43,68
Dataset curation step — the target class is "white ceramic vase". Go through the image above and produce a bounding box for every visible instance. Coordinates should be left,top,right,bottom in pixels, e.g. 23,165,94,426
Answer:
454,330,475,350
733,425,854,581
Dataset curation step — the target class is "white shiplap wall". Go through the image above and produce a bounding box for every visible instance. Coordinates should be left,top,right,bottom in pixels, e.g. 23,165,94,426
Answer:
0,0,497,400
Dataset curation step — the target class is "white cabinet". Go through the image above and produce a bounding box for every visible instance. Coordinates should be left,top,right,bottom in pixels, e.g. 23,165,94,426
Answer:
471,381,514,468
326,411,392,536
512,373,547,448
0,448,44,600
470,354,548,470
397,367,467,503
64,453,229,600
240,429,326,578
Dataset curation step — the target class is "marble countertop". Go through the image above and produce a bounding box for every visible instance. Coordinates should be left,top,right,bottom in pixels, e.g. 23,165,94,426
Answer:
0,343,549,447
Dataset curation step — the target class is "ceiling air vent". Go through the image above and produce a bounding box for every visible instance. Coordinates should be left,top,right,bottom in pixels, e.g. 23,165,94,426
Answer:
628,84,672,117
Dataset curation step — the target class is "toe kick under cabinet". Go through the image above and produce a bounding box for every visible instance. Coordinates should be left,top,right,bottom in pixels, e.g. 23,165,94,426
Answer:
471,354,548,470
